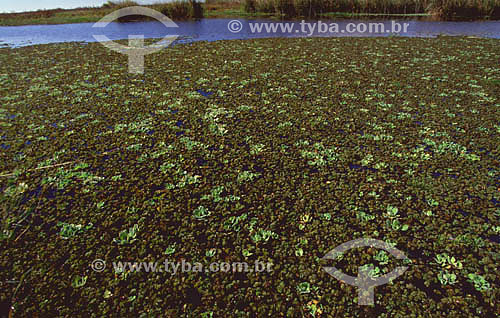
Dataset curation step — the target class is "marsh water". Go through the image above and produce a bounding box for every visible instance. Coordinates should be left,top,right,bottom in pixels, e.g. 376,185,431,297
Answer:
0,18,499,47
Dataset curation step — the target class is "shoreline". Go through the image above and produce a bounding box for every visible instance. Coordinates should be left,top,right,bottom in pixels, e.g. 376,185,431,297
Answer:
0,3,497,27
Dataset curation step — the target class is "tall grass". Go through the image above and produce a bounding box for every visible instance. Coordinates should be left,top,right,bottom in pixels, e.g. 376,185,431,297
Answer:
102,1,140,9
245,0,500,19
103,0,204,20
157,1,204,19
428,0,499,19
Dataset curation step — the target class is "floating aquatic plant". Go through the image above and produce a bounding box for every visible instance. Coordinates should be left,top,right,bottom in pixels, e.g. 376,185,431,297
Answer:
0,36,499,317
114,224,139,245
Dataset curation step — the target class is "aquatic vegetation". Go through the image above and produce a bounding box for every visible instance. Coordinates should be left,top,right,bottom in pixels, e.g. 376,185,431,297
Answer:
249,143,265,155
113,224,139,245
467,273,491,292
237,170,261,183
374,250,390,265
223,213,254,232
295,247,304,256
164,244,177,255
192,205,211,220
299,142,338,167
438,270,457,285
296,281,311,294
434,253,463,270
41,164,102,190
250,228,278,243
58,222,93,239
205,248,216,257
71,275,87,288
200,311,214,318
0,37,499,316
357,210,375,223
305,299,324,317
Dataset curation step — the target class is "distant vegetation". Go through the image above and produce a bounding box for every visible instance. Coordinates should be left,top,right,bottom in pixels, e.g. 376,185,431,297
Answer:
103,0,204,20
242,0,500,19
0,0,497,26
0,0,204,26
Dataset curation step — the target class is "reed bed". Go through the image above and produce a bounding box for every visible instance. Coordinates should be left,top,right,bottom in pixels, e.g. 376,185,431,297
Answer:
104,0,204,20
244,0,500,19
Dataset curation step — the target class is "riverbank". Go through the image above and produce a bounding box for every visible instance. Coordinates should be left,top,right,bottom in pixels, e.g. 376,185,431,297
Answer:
0,36,499,317
0,0,498,26
0,1,206,26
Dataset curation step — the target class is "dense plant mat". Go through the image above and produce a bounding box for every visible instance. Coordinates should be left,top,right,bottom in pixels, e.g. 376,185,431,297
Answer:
0,37,499,317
